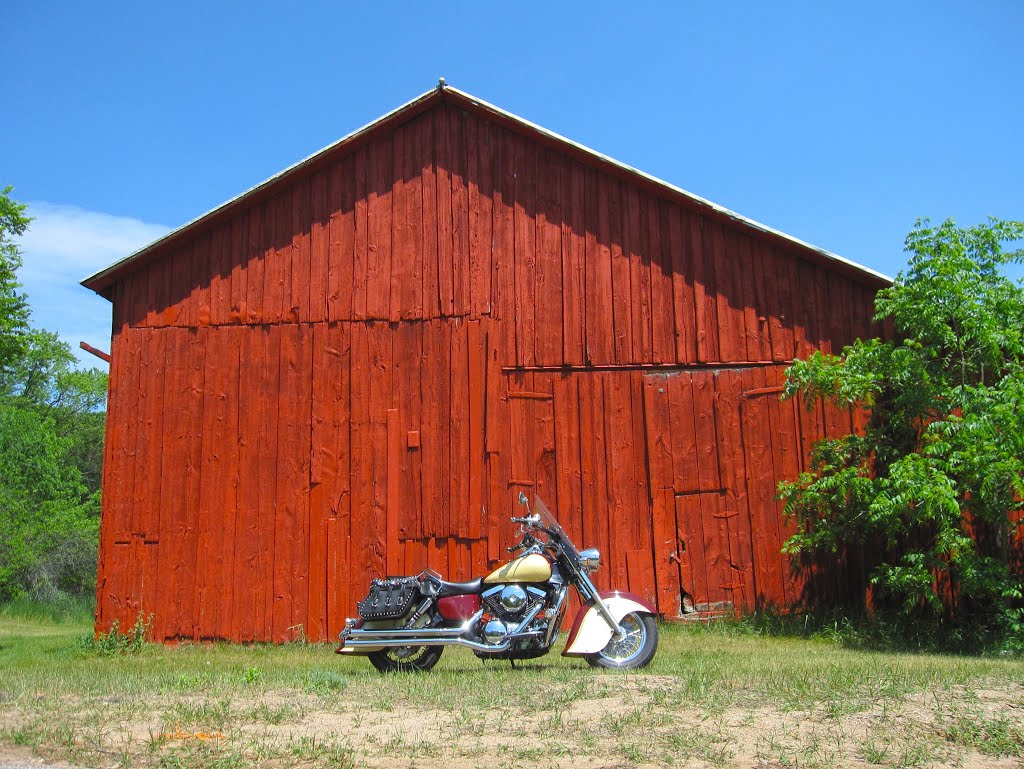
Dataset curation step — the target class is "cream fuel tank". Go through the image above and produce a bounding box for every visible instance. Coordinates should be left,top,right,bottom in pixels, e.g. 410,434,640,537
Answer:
483,553,552,584
337,493,659,671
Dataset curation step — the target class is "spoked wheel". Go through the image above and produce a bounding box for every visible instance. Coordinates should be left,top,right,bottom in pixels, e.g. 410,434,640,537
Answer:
367,645,444,673
585,612,658,669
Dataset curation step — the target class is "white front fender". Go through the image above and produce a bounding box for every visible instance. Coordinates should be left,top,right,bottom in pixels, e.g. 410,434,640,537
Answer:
562,591,655,656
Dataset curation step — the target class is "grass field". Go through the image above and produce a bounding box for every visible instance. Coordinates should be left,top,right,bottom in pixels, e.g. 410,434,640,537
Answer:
1,604,1023,768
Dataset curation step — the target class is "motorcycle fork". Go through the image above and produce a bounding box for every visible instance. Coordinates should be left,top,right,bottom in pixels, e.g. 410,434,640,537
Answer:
574,572,625,640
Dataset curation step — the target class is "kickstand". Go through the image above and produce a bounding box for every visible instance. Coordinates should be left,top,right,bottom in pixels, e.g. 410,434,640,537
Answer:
509,659,517,669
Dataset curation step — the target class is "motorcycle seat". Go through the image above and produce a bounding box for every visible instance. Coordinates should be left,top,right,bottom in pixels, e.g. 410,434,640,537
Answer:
437,578,483,597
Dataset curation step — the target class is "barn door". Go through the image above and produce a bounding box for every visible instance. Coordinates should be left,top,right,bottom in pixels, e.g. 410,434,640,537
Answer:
642,370,748,615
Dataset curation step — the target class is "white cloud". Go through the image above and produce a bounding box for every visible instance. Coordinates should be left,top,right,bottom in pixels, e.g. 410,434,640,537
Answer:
14,203,171,369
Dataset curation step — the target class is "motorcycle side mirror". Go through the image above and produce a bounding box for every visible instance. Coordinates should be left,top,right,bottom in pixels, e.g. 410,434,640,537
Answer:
517,491,529,507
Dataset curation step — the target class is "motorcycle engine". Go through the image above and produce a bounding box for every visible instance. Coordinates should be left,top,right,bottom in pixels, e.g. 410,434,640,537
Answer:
474,584,554,661
481,584,545,621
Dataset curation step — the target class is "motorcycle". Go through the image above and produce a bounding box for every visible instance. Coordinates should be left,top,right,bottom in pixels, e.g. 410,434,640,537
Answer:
336,493,658,671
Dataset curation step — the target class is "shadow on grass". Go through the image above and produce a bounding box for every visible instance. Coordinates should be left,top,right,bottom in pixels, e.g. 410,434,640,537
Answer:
683,607,1021,658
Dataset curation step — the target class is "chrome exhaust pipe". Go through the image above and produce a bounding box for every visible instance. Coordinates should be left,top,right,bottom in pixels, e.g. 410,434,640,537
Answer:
342,610,484,641
340,630,544,653
339,604,545,654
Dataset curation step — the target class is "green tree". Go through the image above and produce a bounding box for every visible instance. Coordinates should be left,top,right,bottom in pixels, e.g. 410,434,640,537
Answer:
0,186,107,601
781,218,1024,635
0,185,32,371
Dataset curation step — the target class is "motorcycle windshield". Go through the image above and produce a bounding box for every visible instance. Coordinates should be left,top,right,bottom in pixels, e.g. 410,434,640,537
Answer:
533,495,581,562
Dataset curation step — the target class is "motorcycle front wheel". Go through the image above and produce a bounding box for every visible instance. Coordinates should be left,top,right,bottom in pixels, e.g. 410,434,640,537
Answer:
585,612,658,669
367,645,444,673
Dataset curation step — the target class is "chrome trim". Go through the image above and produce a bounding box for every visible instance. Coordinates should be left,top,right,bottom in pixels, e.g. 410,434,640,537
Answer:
340,609,484,641
339,605,546,654
510,600,544,635
578,548,601,573
339,630,544,653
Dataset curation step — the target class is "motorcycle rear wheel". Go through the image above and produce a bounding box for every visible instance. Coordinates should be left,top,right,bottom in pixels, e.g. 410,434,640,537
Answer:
585,612,658,669
367,645,444,673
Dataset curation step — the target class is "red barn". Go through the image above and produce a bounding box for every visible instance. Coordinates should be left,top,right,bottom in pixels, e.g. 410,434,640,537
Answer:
83,84,889,642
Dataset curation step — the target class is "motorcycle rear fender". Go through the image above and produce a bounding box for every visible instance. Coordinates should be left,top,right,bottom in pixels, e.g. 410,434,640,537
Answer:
562,591,656,656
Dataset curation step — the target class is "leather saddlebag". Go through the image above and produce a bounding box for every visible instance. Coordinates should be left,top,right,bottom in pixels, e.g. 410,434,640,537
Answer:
357,577,420,620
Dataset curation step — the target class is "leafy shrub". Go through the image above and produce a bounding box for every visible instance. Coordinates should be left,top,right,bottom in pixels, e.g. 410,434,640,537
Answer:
781,218,1024,641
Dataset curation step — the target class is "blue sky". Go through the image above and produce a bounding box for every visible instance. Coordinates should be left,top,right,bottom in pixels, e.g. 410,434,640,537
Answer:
4,1,1022,368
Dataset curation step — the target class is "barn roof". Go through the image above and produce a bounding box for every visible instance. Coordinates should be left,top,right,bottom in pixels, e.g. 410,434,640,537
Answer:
82,83,891,295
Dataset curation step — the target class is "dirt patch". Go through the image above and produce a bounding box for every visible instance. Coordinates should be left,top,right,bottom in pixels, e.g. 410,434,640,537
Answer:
4,681,1024,768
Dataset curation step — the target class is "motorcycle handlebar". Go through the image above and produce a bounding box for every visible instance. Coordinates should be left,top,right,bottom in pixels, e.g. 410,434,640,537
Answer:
510,514,540,525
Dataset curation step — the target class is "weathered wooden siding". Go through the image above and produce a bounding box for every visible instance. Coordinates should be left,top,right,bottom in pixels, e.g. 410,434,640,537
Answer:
95,98,882,641
112,105,881,360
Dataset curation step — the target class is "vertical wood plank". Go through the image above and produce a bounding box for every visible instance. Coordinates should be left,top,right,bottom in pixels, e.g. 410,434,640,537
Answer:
741,368,784,607
393,321,423,541
770,246,797,361
625,186,653,363
553,375,583,548
366,137,393,320
260,196,284,325
420,321,451,539
467,321,484,539
208,224,231,327
227,213,249,325
244,207,265,324
218,327,242,640
255,326,280,640
585,168,614,364
512,136,537,366
308,170,329,324
449,107,471,317
436,107,455,316
348,323,373,596
368,323,392,574
714,369,755,610
234,326,262,641
386,408,401,574
420,112,441,319
676,493,710,607
352,147,369,320
694,214,721,362
290,181,311,323
561,162,586,366
691,370,722,491
667,372,700,493
652,487,681,616
607,180,632,364
328,155,355,321
272,324,298,640
535,150,564,367
196,327,228,637
737,234,760,361
468,115,494,317
766,365,803,605
648,199,674,363
450,320,470,536
715,226,746,362
392,120,424,320
192,231,213,327
605,372,635,589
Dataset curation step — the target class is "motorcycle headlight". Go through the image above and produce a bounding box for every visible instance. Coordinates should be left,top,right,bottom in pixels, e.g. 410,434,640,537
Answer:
579,548,601,573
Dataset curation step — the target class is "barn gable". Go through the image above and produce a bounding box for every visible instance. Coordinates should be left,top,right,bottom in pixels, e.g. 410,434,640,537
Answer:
85,85,884,641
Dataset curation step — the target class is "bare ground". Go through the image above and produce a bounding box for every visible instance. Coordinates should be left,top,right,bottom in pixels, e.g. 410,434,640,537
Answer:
3,676,1022,768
